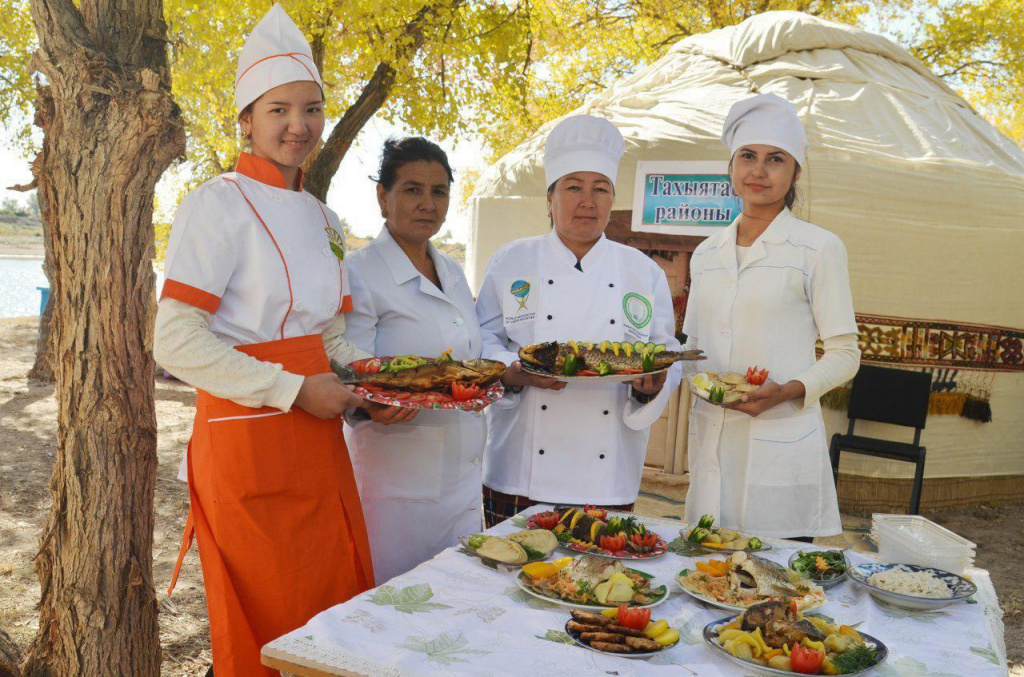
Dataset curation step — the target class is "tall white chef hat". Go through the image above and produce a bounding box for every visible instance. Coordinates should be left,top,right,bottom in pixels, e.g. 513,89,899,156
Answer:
234,4,323,116
543,115,625,189
721,93,807,166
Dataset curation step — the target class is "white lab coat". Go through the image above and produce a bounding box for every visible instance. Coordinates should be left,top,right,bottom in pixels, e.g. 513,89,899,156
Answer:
683,208,857,538
476,231,682,505
343,226,485,583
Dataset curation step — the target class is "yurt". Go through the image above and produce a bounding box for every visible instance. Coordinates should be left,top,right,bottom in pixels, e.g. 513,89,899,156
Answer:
467,11,1024,511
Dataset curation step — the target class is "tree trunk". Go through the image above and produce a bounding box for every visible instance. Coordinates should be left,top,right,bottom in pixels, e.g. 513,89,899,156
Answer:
27,289,54,382
0,628,22,677
22,0,184,675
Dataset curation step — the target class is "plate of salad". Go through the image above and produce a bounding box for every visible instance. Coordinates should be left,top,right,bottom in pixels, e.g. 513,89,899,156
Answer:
788,550,850,590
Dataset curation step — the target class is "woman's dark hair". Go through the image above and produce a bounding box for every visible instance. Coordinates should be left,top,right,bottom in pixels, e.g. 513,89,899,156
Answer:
784,162,801,209
374,136,454,190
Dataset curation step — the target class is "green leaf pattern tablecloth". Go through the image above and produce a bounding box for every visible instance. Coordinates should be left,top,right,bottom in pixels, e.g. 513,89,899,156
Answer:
264,506,1008,676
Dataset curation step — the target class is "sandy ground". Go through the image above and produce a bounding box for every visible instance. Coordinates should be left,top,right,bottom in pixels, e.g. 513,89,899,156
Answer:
0,314,1020,675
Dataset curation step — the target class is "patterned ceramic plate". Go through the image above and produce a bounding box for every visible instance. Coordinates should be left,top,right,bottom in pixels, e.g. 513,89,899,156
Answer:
515,569,669,612
849,562,978,611
788,550,851,590
562,620,666,659
525,515,669,560
349,357,504,411
703,614,888,676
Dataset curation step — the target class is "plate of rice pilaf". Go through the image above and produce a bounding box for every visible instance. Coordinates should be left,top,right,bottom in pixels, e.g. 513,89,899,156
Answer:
849,562,977,611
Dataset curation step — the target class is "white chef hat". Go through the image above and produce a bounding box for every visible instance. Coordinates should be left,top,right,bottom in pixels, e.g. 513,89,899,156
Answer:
543,115,625,189
721,93,807,166
234,4,323,116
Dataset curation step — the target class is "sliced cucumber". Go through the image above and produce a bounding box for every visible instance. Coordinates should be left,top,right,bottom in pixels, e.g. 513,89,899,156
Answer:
644,342,656,352
654,344,666,353
633,341,645,352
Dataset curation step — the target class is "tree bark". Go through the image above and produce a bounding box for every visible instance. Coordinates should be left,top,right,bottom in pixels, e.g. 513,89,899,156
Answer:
22,0,184,675
0,628,22,677
304,0,464,201
27,91,55,384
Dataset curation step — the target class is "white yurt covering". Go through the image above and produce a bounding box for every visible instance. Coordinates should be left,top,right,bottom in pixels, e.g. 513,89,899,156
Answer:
468,11,1024,505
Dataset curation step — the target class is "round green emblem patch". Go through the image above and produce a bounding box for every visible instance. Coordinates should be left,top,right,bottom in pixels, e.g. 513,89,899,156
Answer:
622,292,653,329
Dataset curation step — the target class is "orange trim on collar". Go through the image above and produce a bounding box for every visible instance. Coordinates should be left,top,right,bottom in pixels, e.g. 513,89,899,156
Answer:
235,152,304,190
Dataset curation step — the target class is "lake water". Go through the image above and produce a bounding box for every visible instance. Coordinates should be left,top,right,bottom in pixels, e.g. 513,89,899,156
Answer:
0,257,48,318
0,257,165,319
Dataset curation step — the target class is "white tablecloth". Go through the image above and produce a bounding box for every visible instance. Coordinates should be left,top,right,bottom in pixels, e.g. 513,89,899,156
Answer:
264,505,1008,676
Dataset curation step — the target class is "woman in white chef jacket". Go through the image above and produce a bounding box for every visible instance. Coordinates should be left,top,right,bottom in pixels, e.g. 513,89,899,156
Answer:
343,137,487,582
476,115,682,527
683,94,861,539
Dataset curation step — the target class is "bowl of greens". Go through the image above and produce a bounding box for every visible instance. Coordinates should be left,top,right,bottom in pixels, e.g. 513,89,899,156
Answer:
788,549,850,589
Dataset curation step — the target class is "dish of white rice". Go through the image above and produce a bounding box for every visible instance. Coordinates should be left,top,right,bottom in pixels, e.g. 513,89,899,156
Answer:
867,570,952,599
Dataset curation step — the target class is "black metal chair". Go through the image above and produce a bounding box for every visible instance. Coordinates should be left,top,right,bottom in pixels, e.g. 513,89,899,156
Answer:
829,365,932,514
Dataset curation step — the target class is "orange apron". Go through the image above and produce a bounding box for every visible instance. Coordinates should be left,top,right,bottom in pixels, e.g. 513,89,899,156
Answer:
169,334,374,676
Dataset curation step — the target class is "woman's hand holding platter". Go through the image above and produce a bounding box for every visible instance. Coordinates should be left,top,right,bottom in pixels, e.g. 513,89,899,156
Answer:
501,361,568,391
726,379,806,417
631,371,668,396
294,373,364,419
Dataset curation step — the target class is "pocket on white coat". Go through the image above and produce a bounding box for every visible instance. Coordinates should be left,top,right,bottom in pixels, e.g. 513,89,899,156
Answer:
746,414,824,487
351,424,447,503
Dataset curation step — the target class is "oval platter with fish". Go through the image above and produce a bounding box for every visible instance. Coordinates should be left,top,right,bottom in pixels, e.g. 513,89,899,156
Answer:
332,354,507,411
676,552,826,613
518,340,705,383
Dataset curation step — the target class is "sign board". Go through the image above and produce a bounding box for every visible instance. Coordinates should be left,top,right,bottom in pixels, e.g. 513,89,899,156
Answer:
631,161,740,236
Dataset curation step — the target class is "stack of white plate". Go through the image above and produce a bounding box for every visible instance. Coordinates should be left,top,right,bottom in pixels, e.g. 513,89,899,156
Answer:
871,514,976,575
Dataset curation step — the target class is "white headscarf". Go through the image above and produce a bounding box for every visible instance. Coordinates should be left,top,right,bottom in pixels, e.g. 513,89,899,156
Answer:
721,93,807,165
543,115,625,189
234,4,323,116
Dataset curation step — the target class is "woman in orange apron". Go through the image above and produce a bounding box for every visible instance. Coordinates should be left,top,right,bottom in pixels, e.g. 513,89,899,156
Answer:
154,6,386,675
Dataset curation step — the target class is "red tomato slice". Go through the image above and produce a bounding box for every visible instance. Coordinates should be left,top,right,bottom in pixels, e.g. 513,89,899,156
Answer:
616,605,651,630
616,369,644,375
790,644,825,674
577,370,599,376
451,382,485,401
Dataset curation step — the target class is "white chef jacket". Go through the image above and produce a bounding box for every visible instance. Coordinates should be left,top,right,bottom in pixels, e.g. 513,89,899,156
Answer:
476,230,682,505
162,152,351,344
683,208,857,538
343,226,485,583
161,152,357,481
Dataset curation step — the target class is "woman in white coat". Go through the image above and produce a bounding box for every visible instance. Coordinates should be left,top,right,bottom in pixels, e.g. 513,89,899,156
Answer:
683,93,861,540
343,137,487,583
476,115,682,527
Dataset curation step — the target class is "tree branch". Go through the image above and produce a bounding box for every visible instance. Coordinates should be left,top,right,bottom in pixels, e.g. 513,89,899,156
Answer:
28,0,89,57
305,0,465,200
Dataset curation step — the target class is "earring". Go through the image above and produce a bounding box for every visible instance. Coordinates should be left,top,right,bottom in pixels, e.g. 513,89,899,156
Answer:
381,210,388,218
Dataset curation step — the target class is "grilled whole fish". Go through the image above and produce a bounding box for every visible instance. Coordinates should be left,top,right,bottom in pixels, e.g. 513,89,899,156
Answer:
563,555,625,589
331,358,506,393
518,340,704,375
727,551,807,599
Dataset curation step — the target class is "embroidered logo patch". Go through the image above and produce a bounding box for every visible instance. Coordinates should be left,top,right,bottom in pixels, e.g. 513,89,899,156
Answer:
509,279,531,311
622,292,653,329
325,226,345,261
